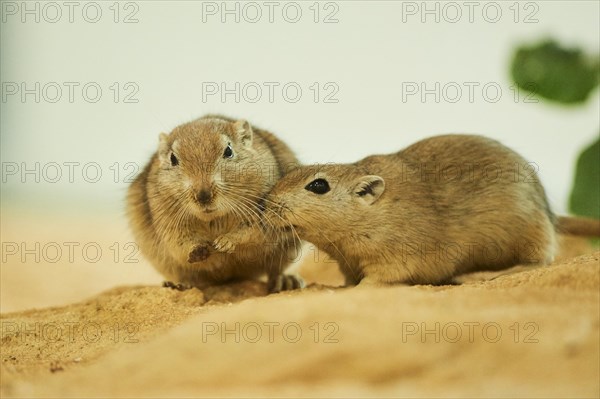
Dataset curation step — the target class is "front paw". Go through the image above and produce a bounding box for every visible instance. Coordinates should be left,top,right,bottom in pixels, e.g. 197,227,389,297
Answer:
268,274,305,293
188,244,211,263
213,234,237,253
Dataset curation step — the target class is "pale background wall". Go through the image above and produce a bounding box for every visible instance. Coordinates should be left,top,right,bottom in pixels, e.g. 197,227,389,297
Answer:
1,1,598,311
1,0,599,214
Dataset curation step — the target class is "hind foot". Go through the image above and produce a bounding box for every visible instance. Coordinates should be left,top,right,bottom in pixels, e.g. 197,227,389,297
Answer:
162,281,193,291
268,274,305,293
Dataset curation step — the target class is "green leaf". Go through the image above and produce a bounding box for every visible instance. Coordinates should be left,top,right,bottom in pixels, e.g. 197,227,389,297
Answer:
511,40,599,104
569,136,600,218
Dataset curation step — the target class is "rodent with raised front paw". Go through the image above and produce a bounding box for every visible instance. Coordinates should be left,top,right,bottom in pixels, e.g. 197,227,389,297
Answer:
262,134,599,286
127,115,303,292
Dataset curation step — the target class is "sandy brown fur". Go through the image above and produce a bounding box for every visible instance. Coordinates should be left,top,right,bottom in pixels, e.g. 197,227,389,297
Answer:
556,216,600,236
265,134,564,286
127,115,302,291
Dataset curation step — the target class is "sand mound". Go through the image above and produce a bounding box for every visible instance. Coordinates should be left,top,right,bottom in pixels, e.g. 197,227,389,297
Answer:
1,248,598,398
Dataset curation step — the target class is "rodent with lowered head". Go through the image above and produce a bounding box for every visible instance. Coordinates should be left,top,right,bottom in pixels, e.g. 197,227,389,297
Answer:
263,134,600,286
127,115,303,292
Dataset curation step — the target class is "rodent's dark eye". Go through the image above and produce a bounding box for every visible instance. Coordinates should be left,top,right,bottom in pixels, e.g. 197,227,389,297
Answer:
170,152,179,166
305,178,330,195
223,144,234,159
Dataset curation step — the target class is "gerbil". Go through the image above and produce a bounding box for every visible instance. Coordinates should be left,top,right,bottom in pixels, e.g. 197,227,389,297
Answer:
262,134,600,286
127,115,303,292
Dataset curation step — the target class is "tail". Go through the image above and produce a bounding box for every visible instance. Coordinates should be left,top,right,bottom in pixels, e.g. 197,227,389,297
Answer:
556,216,600,236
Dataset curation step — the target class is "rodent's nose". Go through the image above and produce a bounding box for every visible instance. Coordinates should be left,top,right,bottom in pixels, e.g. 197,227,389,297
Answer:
196,189,213,205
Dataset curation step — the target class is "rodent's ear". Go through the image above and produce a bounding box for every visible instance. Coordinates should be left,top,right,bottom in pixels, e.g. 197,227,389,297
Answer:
353,175,385,205
157,133,172,165
158,133,169,153
233,120,253,147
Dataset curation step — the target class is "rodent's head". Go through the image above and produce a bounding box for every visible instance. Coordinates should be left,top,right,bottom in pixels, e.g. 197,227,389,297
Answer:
264,164,385,242
154,117,264,221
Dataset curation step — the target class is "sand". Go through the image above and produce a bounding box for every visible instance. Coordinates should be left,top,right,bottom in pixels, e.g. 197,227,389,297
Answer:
1,211,599,398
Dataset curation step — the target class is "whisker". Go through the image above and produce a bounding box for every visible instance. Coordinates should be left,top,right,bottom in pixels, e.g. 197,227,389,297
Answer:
223,189,302,259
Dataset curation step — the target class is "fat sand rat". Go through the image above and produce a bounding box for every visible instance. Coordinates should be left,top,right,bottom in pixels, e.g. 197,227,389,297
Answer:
127,115,304,292
220,134,599,286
